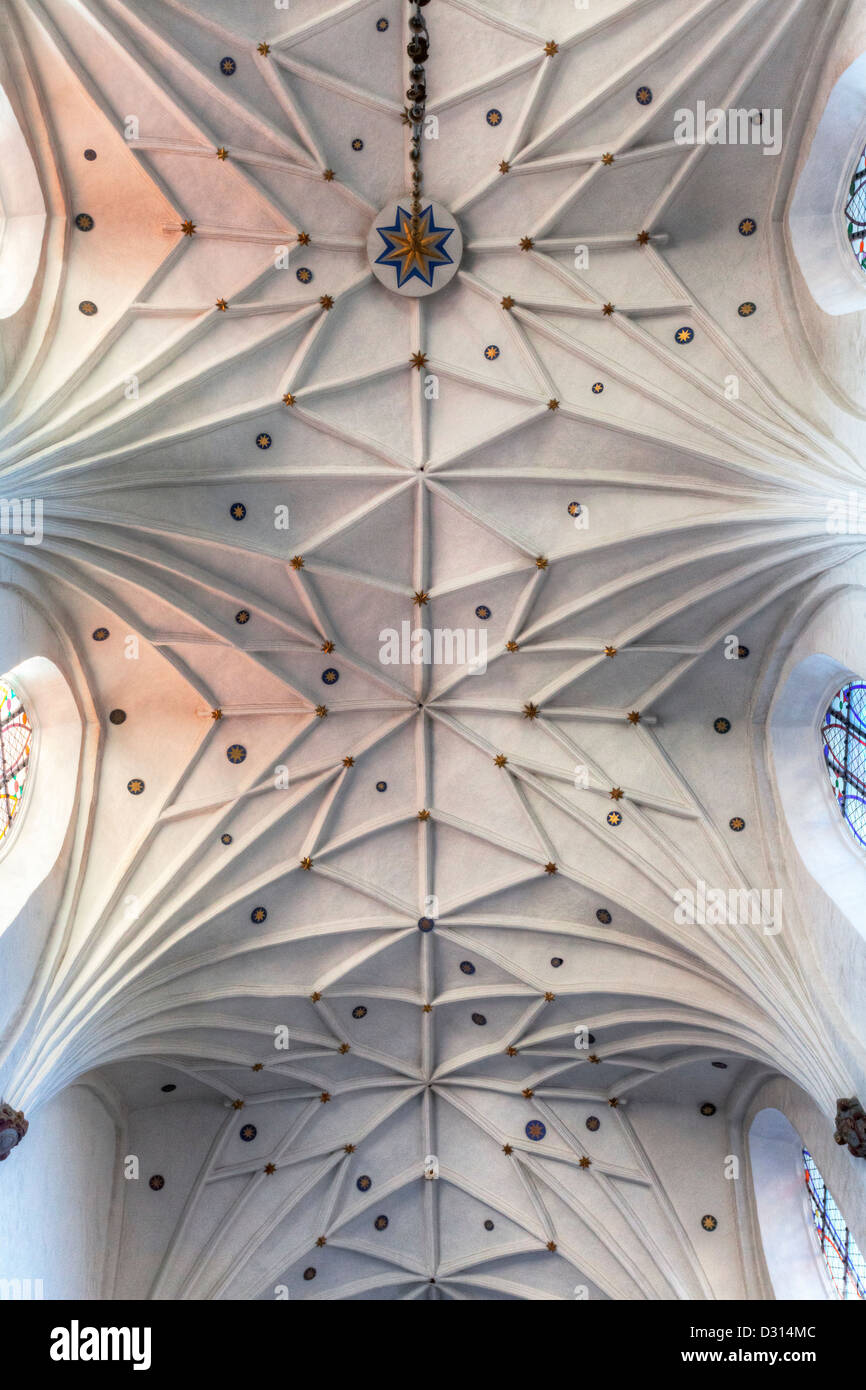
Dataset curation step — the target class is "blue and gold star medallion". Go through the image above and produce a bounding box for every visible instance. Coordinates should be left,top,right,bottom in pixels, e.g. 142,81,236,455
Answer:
368,198,463,297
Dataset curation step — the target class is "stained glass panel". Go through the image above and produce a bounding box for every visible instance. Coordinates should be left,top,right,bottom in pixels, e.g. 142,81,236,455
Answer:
822,682,866,848
0,679,31,845
845,145,866,273
803,1149,866,1300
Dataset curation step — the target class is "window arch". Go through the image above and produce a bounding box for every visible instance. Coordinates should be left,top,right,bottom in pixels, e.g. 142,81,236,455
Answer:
748,1107,835,1299
788,49,866,315
844,145,866,273
0,676,31,847
803,1148,866,1299
0,79,46,319
821,681,866,850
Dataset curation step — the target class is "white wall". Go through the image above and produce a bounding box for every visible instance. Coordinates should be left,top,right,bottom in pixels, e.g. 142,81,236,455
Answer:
0,1083,118,1299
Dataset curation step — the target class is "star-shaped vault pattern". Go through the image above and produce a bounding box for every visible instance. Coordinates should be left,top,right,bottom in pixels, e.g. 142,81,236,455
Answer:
0,0,862,1302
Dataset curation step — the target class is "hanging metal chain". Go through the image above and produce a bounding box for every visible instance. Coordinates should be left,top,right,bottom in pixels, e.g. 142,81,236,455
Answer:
405,0,431,235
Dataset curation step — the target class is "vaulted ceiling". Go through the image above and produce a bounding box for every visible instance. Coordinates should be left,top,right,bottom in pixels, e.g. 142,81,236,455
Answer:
1,0,864,1300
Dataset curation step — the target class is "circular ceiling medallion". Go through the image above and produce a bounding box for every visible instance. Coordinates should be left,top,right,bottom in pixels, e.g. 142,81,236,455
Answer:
109,709,126,726
367,197,463,297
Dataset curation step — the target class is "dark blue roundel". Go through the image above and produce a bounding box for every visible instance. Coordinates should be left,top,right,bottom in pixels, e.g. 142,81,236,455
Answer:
356,1174,372,1191
376,781,387,793
220,57,236,76
250,906,267,924
525,1119,546,1141
322,668,339,685
240,1124,257,1142
459,961,475,975
550,956,563,968
471,1012,487,1026
418,917,435,932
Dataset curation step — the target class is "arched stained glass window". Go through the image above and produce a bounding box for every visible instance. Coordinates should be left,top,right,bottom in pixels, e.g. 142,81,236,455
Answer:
822,682,866,848
803,1149,866,1299
845,145,866,273
0,678,31,845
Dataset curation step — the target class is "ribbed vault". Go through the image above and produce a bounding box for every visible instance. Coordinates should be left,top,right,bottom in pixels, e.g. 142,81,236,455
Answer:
0,0,863,1300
